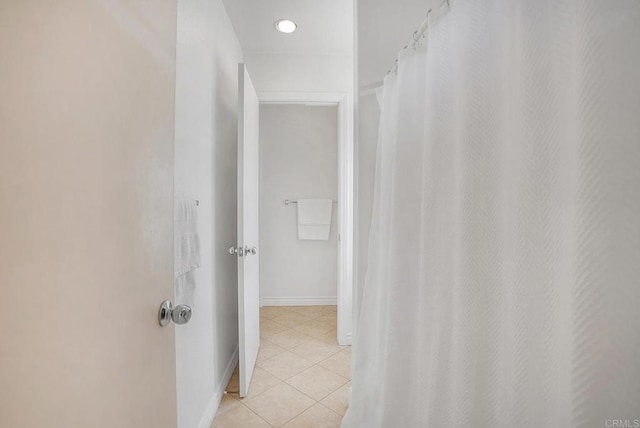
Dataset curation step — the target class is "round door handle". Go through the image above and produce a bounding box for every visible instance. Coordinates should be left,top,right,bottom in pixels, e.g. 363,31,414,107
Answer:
228,246,238,255
158,300,173,327
158,301,192,326
250,247,258,255
172,304,192,325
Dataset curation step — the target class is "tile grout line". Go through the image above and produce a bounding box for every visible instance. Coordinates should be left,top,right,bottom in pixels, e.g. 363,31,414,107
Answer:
246,353,349,418
256,348,347,382
235,399,277,427
244,369,337,427
215,306,344,427
236,376,312,427
258,335,342,364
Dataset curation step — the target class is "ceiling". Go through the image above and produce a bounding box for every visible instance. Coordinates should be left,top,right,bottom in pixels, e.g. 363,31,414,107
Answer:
358,0,441,88
221,0,443,88
222,0,353,55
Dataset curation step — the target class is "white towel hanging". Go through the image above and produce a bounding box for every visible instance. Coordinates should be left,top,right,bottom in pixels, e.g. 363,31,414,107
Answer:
297,199,332,240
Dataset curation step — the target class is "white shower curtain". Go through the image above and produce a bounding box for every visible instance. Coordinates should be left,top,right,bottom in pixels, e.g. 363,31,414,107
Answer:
345,1,640,427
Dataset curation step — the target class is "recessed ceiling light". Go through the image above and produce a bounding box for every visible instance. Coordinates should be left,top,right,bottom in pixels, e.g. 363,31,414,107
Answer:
274,19,297,34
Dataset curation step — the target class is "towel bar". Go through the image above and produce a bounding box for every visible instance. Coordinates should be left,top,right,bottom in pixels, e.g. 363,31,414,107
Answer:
284,199,338,205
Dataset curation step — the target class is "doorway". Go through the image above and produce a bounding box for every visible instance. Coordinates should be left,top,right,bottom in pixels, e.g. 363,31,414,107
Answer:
215,96,354,426
259,93,354,346
260,103,338,307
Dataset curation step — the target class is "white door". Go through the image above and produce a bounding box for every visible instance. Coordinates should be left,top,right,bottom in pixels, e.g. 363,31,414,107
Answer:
237,63,261,398
0,1,177,426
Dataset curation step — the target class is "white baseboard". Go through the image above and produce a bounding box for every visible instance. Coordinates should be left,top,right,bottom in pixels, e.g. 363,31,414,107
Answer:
337,331,353,346
260,296,337,307
197,345,239,428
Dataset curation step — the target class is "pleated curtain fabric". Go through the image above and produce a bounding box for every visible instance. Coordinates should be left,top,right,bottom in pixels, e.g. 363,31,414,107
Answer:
344,1,640,427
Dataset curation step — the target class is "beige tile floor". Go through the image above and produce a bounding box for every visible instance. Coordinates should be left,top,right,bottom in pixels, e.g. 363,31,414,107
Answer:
212,306,350,428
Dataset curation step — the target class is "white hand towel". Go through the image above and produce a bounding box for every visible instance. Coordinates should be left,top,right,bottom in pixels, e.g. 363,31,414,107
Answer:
174,198,201,305
175,198,201,277
297,199,333,240
175,270,197,307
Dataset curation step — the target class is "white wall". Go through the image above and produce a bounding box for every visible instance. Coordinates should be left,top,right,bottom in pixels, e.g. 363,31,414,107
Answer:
174,1,242,427
259,105,339,304
245,53,353,94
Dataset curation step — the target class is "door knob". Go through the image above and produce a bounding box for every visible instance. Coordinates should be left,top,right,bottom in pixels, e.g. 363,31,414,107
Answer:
158,300,193,327
172,304,192,325
158,300,173,327
243,246,257,256
228,246,245,256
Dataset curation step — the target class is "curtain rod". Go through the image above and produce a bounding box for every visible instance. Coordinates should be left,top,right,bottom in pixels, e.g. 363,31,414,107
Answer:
386,9,431,76
385,0,450,76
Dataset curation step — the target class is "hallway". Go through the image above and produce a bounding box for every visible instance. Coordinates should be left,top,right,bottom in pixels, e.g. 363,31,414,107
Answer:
213,306,350,427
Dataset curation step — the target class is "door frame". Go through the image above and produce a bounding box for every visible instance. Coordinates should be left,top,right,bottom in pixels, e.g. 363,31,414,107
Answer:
258,91,354,346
